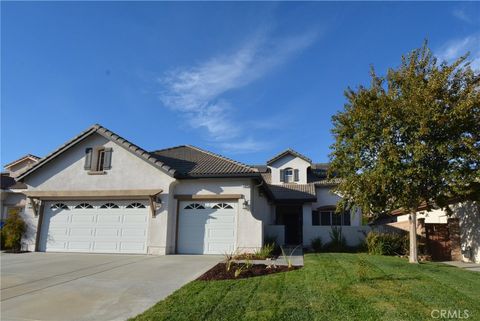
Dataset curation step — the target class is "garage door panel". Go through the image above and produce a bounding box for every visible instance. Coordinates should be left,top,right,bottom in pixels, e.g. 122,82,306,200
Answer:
97,215,122,224
93,242,118,252
71,215,96,224
95,228,119,237
41,201,148,254
178,201,236,254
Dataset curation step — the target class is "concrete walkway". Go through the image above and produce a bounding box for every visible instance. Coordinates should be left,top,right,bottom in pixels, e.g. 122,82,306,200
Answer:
441,260,480,272
1,252,220,321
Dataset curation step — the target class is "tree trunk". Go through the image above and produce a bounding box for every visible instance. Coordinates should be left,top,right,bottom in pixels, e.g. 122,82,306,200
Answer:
409,212,419,263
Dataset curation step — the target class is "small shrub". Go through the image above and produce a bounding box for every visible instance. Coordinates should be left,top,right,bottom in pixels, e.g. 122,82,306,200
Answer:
255,243,275,259
234,265,246,278
311,237,323,252
264,235,281,255
1,212,26,252
365,231,408,256
324,226,347,252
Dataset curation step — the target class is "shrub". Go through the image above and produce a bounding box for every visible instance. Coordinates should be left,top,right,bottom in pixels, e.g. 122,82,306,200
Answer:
324,226,347,252
255,243,275,259
311,237,323,252
264,235,281,255
365,231,408,256
1,212,26,252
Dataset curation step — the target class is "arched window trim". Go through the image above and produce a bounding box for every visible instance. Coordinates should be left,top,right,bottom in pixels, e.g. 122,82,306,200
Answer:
74,203,94,209
212,203,233,209
126,202,146,209
51,203,69,210
100,203,119,209
184,203,205,210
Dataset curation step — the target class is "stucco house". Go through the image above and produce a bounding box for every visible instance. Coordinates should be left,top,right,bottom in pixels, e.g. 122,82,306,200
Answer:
15,124,368,255
1,154,39,221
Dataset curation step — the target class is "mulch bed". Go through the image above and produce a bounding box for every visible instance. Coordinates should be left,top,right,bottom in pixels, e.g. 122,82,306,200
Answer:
197,263,301,281
233,253,278,260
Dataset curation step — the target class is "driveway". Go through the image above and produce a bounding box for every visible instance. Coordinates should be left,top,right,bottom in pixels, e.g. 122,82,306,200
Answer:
1,252,220,321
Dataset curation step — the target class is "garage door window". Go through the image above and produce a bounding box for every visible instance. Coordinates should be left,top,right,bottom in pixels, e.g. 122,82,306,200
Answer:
51,203,69,210
100,203,119,209
184,203,205,209
74,203,94,209
126,202,146,209
212,203,233,209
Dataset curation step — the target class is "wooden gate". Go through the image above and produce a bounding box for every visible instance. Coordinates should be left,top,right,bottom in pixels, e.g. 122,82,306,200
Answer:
425,224,452,261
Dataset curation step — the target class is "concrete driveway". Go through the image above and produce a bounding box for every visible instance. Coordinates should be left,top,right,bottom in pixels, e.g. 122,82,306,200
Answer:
1,252,220,321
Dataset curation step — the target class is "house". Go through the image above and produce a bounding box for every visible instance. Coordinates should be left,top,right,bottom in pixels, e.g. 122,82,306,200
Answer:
1,155,40,221
376,202,480,263
15,124,368,255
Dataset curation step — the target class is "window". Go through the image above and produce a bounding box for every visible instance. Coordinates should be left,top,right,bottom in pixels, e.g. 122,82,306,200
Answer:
312,210,319,225
284,168,294,183
100,203,119,209
51,203,69,210
74,203,93,209
84,147,112,172
212,203,233,209
313,210,351,226
126,202,146,209
184,203,205,209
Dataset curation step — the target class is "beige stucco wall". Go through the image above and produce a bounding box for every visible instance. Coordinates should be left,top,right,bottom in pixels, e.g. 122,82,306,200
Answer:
21,133,176,254
174,178,263,253
268,154,311,184
312,187,363,226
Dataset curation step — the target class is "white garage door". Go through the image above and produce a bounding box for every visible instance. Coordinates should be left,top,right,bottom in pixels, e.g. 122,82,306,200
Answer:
177,201,236,254
40,200,149,254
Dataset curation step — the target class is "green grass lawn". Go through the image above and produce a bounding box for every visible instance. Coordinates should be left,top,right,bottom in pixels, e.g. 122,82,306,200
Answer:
129,253,480,321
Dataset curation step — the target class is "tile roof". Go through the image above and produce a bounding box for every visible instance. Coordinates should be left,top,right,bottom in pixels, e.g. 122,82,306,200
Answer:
267,148,312,165
4,154,40,169
151,145,259,178
261,173,316,202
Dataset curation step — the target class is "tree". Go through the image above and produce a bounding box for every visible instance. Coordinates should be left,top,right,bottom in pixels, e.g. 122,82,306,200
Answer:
329,42,480,263
1,211,26,252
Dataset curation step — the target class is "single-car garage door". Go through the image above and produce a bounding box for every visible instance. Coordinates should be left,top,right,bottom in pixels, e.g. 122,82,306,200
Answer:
177,201,236,254
39,200,148,254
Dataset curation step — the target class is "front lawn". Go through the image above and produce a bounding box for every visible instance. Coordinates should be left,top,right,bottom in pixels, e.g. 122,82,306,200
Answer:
129,253,480,321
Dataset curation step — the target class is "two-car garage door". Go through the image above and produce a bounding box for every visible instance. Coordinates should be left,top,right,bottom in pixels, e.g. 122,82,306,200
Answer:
39,200,148,254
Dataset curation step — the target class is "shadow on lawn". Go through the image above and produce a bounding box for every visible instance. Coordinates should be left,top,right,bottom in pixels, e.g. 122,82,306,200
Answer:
365,274,421,282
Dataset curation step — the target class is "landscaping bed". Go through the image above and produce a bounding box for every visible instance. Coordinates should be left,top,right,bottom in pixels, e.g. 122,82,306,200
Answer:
197,262,300,281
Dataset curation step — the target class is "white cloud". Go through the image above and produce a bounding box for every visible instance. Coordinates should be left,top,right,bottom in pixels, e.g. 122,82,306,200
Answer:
158,29,317,152
437,34,480,71
452,8,473,24
218,137,269,154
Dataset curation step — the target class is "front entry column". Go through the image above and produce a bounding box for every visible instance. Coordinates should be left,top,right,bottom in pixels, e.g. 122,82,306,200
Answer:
302,203,312,247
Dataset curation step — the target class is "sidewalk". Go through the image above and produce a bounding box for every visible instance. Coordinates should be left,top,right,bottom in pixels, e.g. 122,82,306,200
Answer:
441,261,480,272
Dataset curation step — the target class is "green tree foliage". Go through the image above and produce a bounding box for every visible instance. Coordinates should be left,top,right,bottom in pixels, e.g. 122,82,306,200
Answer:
1,212,26,252
329,42,479,262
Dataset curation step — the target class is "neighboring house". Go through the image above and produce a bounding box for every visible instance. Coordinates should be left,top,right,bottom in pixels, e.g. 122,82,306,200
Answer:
15,124,368,255
1,155,40,221
375,203,480,263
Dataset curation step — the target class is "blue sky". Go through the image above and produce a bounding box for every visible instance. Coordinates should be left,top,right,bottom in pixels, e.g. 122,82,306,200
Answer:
2,2,479,167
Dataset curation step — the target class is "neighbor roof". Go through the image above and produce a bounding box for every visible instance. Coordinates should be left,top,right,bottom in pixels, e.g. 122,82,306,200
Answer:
4,154,40,169
151,145,259,178
17,124,177,180
267,148,312,165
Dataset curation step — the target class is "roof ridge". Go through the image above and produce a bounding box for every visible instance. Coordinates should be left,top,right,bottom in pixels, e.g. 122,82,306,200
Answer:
4,154,41,168
267,148,312,165
185,145,257,173
150,145,189,153
18,123,176,180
